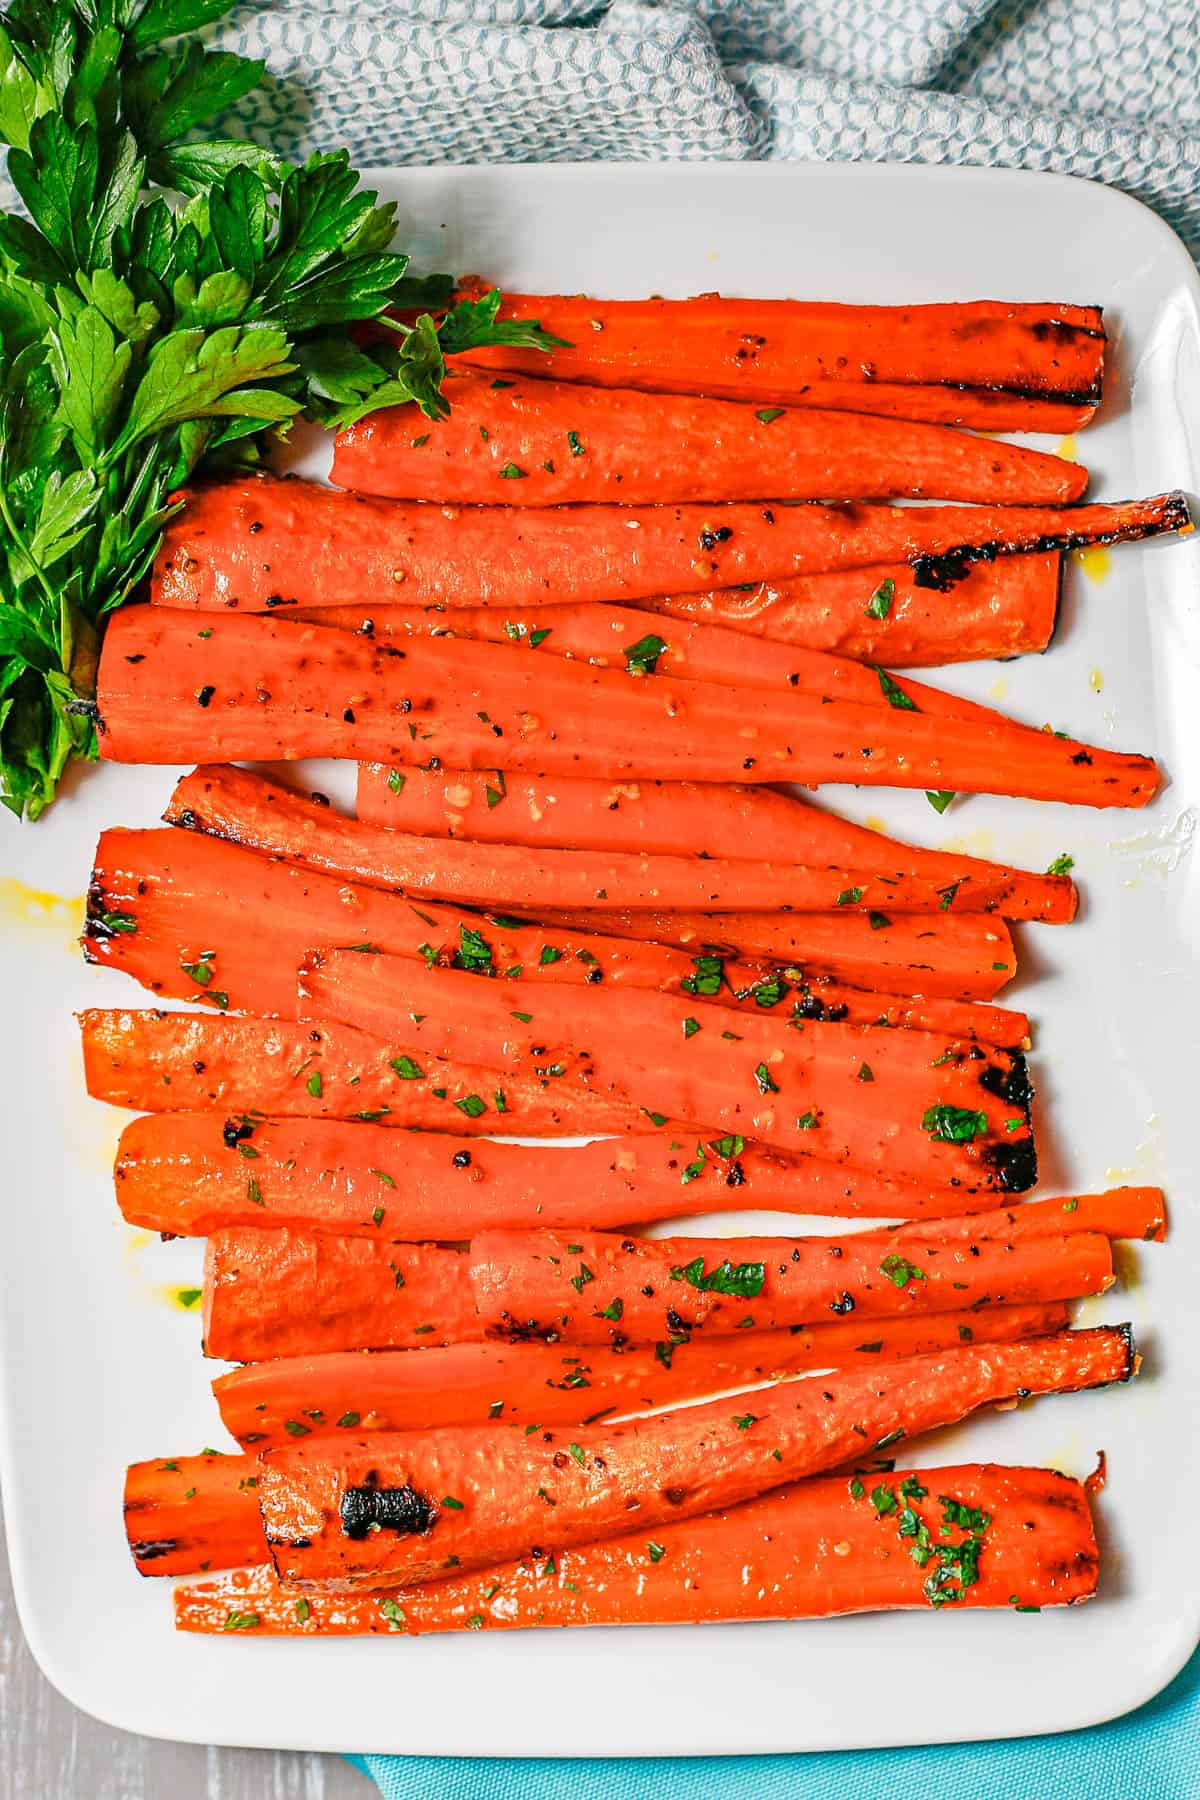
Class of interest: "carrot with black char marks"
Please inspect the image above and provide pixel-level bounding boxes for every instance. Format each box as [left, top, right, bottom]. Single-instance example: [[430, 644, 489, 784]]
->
[[87, 820, 1032, 1039], [124, 1452, 266, 1578], [333, 369, 1090, 506], [467, 1225, 1112, 1345], [300, 950, 1037, 1189], [637, 554, 1062, 667], [78, 1009, 651, 1138], [449, 291, 1105, 399], [98, 610, 1159, 808], [256, 1325, 1134, 1590], [114, 1115, 1044, 1242], [149, 473, 1183, 611], [175, 1463, 1099, 1630], [212, 1306, 1070, 1453]]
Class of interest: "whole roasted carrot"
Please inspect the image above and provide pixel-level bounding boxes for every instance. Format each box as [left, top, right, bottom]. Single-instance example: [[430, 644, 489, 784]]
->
[[124, 1451, 266, 1578], [87, 820, 1031, 1040], [157, 765, 1071, 921], [332, 369, 1090, 506], [448, 292, 1105, 398], [99, 610, 1159, 808], [202, 1229, 474, 1361], [113, 1115, 1034, 1242], [638, 554, 1062, 667], [176, 1463, 1100, 1631], [78, 1009, 651, 1138], [300, 950, 1036, 1189], [149, 473, 1183, 611], [212, 1307, 1070, 1453], [517, 906, 1018, 1000], [257, 1326, 1133, 1590], [295, 599, 1017, 727], [353, 761, 1076, 928], [467, 1226, 1112, 1345]]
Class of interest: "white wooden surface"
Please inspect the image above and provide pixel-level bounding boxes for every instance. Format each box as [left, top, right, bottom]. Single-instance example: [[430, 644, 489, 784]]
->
[[0, 1497, 371, 1800]]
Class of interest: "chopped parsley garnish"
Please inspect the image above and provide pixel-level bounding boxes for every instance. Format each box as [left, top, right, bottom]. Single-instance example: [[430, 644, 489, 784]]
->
[[926, 790, 956, 814], [875, 667, 917, 711], [753, 1061, 779, 1095], [455, 924, 494, 974], [623, 631, 668, 675], [1046, 853, 1075, 876], [682, 1016, 701, 1038], [864, 577, 895, 620], [681, 953, 724, 997], [387, 768, 406, 794], [390, 1055, 424, 1080], [879, 1253, 926, 1290], [670, 1255, 765, 1298], [454, 1093, 487, 1118], [921, 1103, 989, 1143], [754, 407, 785, 424], [835, 886, 864, 906]]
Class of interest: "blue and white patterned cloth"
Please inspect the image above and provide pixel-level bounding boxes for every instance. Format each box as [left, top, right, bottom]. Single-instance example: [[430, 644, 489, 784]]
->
[[211, 1, 1200, 1790], [214, 0, 1200, 256]]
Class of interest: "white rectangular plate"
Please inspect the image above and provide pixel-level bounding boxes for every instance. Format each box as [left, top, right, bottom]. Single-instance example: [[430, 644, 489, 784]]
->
[[2, 162, 1200, 1758]]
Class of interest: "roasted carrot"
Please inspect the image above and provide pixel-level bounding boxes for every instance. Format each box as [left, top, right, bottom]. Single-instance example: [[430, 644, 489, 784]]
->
[[202, 1228, 474, 1361], [353, 761, 1075, 928], [860, 1185, 1167, 1248], [124, 1451, 266, 1577], [78, 1009, 652, 1138], [149, 473, 1184, 611], [300, 950, 1036, 1189], [113, 1115, 1042, 1243], [295, 599, 1022, 728], [467, 1226, 1112, 1345], [517, 906, 1018, 1001], [332, 369, 1090, 506], [212, 1306, 1070, 1452], [637, 555, 1062, 668], [87, 820, 1030, 1043], [176, 1463, 1099, 1631], [257, 1326, 1133, 1590], [449, 292, 1106, 399], [157, 765, 1070, 921], [100, 609, 1159, 808]]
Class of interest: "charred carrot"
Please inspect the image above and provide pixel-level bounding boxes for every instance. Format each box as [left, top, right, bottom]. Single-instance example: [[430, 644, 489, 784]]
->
[[448, 292, 1105, 399], [86, 820, 1030, 1042], [202, 1228, 474, 1361], [467, 1226, 1112, 1345], [637, 555, 1062, 668], [517, 906, 1018, 1001], [113, 1115, 1037, 1242], [176, 1462, 1099, 1631], [124, 1451, 266, 1578], [154, 766, 1067, 920], [300, 950, 1036, 1189], [212, 1306, 1070, 1452], [78, 1009, 652, 1138], [149, 473, 1183, 611], [257, 1326, 1134, 1590], [353, 762, 1075, 928], [100, 610, 1159, 808], [332, 369, 1090, 506]]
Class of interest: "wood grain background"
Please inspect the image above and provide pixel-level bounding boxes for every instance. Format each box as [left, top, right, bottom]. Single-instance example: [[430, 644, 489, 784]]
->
[[0, 1498, 370, 1800]]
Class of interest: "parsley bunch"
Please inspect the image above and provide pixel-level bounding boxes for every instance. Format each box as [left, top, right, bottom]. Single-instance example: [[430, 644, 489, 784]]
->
[[0, 0, 557, 818]]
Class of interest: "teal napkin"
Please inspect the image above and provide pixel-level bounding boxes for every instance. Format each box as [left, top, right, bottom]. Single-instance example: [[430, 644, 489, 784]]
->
[[204, 0, 1200, 1785], [349, 1635, 1198, 1796]]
